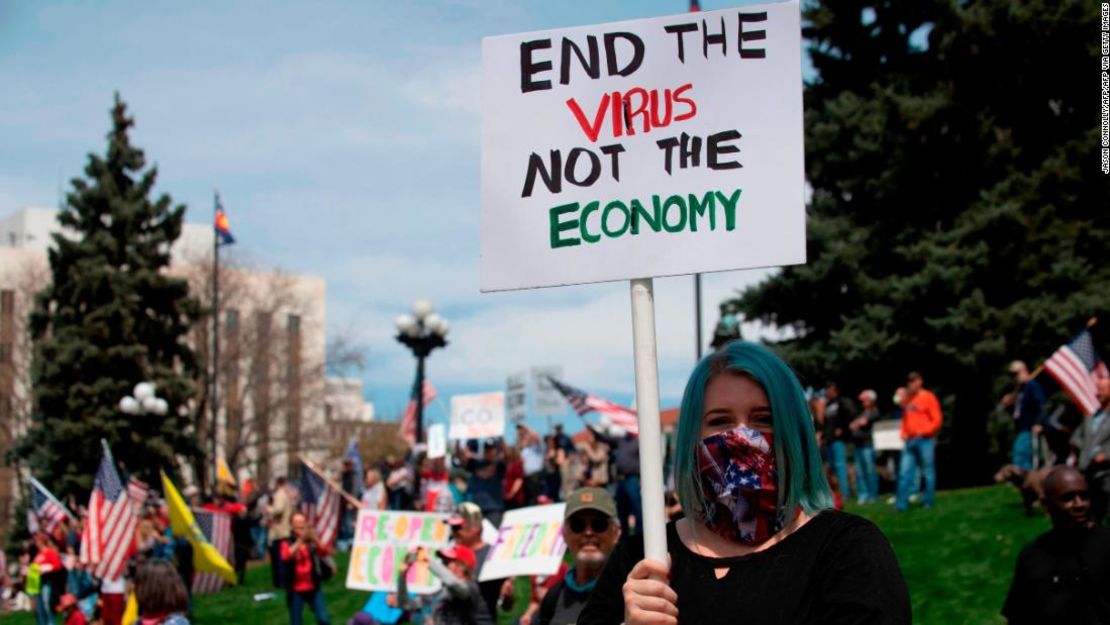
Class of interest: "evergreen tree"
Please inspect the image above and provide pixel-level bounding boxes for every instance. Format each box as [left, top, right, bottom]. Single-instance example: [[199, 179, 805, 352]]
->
[[17, 95, 202, 497], [728, 0, 1109, 482]]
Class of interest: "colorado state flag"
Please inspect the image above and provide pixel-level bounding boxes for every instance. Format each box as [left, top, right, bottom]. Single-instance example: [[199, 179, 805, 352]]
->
[[215, 201, 235, 245]]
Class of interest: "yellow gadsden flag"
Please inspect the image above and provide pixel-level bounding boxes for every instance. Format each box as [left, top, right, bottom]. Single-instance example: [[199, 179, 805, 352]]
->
[[160, 472, 237, 585], [216, 457, 236, 485]]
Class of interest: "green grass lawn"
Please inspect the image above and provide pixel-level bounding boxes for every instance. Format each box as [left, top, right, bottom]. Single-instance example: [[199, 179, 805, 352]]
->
[[844, 484, 1047, 625], [1, 484, 1047, 624]]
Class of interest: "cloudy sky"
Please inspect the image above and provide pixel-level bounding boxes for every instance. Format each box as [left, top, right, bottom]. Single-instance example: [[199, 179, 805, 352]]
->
[[1, 0, 790, 432]]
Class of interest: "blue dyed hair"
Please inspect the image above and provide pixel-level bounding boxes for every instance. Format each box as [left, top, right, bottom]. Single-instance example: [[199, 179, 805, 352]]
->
[[674, 341, 832, 521]]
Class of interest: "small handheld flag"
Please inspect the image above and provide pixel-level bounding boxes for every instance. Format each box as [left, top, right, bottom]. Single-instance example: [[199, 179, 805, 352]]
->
[[299, 462, 341, 547], [28, 477, 73, 534], [1044, 327, 1108, 416]]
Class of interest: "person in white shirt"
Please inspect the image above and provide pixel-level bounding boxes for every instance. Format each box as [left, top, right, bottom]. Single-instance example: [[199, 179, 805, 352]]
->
[[360, 469, 386, 510]]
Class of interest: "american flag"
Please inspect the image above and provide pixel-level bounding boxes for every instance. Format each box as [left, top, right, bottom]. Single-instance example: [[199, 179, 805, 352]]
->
[[191, 509, 233, 594], [299, 463, 341, 548], [548, 377, 640, 435], [1044, 328, 1109, 416], [28, 477, 72, 534], [399, 380, 438, 444], [80, 447, 138, 581]]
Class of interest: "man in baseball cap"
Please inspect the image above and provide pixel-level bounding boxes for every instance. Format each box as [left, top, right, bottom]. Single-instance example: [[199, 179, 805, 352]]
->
[[535, 487, 620, 625], [397, 544, 493, 625], [446, 502, 501, 622]]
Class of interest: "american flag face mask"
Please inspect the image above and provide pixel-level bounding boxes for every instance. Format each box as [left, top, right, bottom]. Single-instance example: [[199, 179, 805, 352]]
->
[[696, 426, 785, 545]]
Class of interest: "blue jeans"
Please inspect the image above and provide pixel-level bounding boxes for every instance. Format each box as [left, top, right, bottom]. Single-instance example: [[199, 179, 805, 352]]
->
[[830, 441, 852, 498], [288, 588, 330, 625], [896, 437, 936, 510], [34, 584, 52, 625], [854, 445, 878, 501], [616, 475, 643, 536], [1012, 430, 1033, 471]]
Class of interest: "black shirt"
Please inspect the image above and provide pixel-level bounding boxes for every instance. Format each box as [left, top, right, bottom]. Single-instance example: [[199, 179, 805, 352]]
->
[[824, 397, 858, 443], [577, 510, 910, 625], [465, 459, 506, 514], [853, 406, 880, 447], [1002, 526, 1110, 624]]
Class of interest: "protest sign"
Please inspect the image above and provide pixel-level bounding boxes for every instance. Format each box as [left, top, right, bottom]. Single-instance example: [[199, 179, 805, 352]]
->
[[346, 510, 451, 593], [449, 392, 506, 440], [480, 0, 805, 568], [506, 373, 528, 422], [480, 1, 804, 292], [426, 424, 447, 459], [478, 503, 567, 582], [531, 366, 564, 417]]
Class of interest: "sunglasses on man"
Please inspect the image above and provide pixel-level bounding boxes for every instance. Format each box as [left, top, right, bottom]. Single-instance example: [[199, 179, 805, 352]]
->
[[567, 514, 610, 534]]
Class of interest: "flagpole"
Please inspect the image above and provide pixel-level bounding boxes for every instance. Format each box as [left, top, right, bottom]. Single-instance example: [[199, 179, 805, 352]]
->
[[211, 189, 221, 490], [1029, 317, 1098, 380], [300, 459, 361, 508], [629, 278, 667, 567]]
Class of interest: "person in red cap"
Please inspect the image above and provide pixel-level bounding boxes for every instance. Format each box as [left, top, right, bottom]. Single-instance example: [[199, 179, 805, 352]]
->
[[55, 593, 86, 625], [396, 544, 493, 625]]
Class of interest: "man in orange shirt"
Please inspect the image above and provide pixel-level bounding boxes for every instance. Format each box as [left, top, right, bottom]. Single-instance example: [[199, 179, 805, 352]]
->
[[896, 371, 943, 511]]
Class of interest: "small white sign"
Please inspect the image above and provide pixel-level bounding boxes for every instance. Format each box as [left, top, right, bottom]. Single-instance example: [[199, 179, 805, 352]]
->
[[426, 424, 447, 459], [481, 1, 805, 291], [449, 392, 507, 440], [872, 421, 905, 451], [478, 504, 567, 582], [531, 366, 565, 417]]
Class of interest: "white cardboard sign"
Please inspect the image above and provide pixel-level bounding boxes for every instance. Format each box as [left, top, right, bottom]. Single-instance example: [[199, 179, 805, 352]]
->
[[449, 392, 507, 440], [426, 424, 447, 459], [480, 1, 805, 291], [478, 503, 567, 582]]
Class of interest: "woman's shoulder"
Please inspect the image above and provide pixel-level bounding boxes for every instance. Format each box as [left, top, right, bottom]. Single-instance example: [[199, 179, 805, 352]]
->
[[809, 510, 890, 548]]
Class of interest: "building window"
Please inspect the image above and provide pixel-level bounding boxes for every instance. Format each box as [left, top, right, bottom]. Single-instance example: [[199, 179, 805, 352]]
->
[[287, 314, 301, 335], [0, 290, 13, 315], [226, 308, 239, 329], [0, 343, 10, 364]]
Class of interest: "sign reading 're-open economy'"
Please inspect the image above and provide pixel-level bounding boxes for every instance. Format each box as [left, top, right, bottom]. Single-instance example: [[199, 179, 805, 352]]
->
[[480, 0, 804, 291]]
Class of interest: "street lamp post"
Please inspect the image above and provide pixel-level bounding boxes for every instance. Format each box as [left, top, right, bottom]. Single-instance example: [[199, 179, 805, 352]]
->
[[394, 299, 449, 444], [119, 381, 169, 416]]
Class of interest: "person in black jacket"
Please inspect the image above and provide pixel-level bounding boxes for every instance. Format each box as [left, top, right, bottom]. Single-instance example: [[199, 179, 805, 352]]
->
[[1003, 466, 1110, 624], [823, 382, 858, 502]]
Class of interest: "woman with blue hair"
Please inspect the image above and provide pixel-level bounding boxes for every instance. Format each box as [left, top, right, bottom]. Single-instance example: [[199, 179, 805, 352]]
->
[[578, 341, 910, 625]]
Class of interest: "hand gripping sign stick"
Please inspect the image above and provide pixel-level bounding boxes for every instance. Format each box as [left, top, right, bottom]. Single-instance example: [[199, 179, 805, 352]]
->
[[629, 278, 668, 565]]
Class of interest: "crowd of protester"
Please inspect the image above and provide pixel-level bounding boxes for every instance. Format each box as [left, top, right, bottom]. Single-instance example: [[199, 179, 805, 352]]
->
[[5, 347, 1109, 625]]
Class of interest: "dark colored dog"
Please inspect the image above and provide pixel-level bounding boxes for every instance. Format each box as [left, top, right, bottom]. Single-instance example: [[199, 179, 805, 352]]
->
[[994, 464, 1049, 516]]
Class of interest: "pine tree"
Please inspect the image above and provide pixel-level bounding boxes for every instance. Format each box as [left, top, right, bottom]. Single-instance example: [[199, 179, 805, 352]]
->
[[18, 95, 202, 497], [728, 0, 1110, 481]]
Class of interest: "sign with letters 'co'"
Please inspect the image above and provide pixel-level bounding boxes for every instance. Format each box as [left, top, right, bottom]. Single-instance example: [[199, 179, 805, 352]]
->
[[449, 392, 506, 440], [480, 0, 804, 291]]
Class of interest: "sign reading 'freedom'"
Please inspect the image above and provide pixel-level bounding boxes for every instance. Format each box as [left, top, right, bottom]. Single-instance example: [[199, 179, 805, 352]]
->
[[480, 0, 804, 291]]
